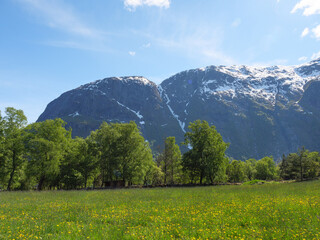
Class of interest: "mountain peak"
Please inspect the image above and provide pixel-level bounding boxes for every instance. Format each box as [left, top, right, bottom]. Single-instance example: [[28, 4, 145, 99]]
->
[[111, 76, 155, 86], [39, 61, 320, 160], [309, 57, 320, 64]]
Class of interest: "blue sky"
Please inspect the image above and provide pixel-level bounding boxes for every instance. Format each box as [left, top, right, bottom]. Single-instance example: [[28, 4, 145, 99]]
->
[[1, 0, 320, 123]]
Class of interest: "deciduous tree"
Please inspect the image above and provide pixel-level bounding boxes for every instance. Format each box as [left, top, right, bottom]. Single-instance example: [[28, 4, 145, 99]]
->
[[182, 120, 229, 184], [0, 107, 27, 190], [25, 119, 71, 190], [160, 136, 182, 184], [255, 156, 276, 180]]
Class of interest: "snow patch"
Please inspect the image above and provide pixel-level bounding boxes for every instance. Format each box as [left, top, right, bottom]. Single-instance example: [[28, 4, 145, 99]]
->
[[194, 63, 320, 105], [116, 101, 143, 119], [162, 90, 186, 133], [69, 111, 80, 117]]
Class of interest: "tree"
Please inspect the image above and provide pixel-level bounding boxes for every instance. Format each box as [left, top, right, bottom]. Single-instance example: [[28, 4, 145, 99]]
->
[[304, 151, 320, 179], [182, 120, 229, 184], [0, 107, 27, 190], [160, 136, 182, 184], [280, 148, 320, 180], [279, 153, 298, 180], [226, 160, 246, 182], [25, 119, 71, 190], [0, 111, 5, 189], [93, 121, 154, 186], [79, 136, 100, 188], [92, 122, 121, 186], [243, 158, 257, 181], [113, 122, 154, 185], [255, 156, 276, 180]]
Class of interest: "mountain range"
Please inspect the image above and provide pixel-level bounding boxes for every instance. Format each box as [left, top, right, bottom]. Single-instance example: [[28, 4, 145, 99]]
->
[[38, 58, 320, 160]]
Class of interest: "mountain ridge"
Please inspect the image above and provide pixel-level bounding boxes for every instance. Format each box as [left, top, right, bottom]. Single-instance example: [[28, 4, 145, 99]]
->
[[38, 59, 320, 160]]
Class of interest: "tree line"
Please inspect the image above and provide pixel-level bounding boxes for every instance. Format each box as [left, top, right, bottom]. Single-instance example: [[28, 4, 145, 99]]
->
[[0, 107, 319, 191]]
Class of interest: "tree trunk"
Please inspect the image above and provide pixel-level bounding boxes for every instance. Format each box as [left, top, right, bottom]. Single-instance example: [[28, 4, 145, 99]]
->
[[171, 165, 174, 184], [299, 151, 303, 181], [164, 162, 167, 185], [7, 151, 16, 191], [38, 175, 45, 191], [210, 175, 214, 184]]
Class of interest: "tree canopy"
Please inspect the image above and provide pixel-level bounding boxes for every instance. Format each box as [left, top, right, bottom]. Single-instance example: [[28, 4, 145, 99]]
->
[[1, 106, 320, 191], [182, 120, 229, 184]]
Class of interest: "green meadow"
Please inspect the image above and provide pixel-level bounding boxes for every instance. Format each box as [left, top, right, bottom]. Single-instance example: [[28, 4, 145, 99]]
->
[[0, 181, 319, 240]]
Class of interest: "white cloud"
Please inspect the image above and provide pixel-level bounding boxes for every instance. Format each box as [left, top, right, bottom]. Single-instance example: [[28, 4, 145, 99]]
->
[[44, 40, 114, 53], [231, 18, 241, 28], [124, 0, 170, 11], [301, 27, 309, 37], [129, 51, 136, 56], [138, 27, 235, 65], [312, 24, 320, 39], [142, 42, 151, 48], [291, 1, 320, 40], [298, 56, 308, 61], [19, 0, 101, 39], [311, 51, 320, 60], [291, 0, 320, 16]]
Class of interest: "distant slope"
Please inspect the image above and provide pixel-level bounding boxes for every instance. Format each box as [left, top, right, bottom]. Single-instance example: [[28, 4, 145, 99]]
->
[[38, 59, 320, 160]]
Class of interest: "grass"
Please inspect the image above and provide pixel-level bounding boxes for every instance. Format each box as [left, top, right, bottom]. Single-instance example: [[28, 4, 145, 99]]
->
[[0, 181, 320, 239]]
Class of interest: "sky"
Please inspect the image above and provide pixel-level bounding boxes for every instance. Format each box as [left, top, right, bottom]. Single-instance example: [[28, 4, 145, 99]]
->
[[1, 0, 320, 123]]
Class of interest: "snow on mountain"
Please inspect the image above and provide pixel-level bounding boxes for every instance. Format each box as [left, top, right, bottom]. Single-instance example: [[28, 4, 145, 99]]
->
[[38, 58, 320, 160], [193, 63, 319, 106], [78, 76, 155, 92], [115, 100, 143, 119]]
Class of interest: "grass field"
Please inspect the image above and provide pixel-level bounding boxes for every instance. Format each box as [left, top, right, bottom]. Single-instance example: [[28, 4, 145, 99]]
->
[[0, 181, 319, 239]]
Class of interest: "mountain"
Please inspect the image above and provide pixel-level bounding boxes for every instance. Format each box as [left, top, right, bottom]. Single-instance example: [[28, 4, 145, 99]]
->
[[38, 59, 320, 160]]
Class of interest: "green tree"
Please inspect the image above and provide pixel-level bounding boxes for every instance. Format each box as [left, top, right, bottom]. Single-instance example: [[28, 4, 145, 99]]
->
[[279, 153, 298, 180], [160, 136, 182, 184], [60, 138, 81, 189], [25, 119, 71, 190], [0, 107, 27, 190], [255, 156, 276, 180], [280, 149, 320, 180], [114, 122, 153, 185], [79, 136, 100, 188], [182, 120, 229, 184], [92, 122, 120, 186], [304, 151, 320, 179], [93, 121, 154, 186], [0, 111, 5, 189], [226, 160, 246, 182], [244, 158, 257, 180]]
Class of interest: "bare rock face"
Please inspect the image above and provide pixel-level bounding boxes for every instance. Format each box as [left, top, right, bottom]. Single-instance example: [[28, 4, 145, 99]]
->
[[38, 76, 181, 148], [38, 59, 320, 160]]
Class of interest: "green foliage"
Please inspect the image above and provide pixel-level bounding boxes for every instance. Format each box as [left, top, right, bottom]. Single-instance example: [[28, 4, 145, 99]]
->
[[243, 158, 257, 181], [60, 137, 99, 189], [255, 156, 276, 180], [25, 118, 71, 190], [92, 121, 154, 186], [0, 107, 27, 190], [1, 106, 320, 190], [243, 179, 267, 185], [182, 120, 229, 184], [226, 160, 246, 182], [280, 147, 320, 180], [159, 136, 182, 184], [143, 162, 163, 186]]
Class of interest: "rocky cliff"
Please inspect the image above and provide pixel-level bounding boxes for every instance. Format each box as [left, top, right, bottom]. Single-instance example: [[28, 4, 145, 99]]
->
[[38, 59, 320, 160]]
